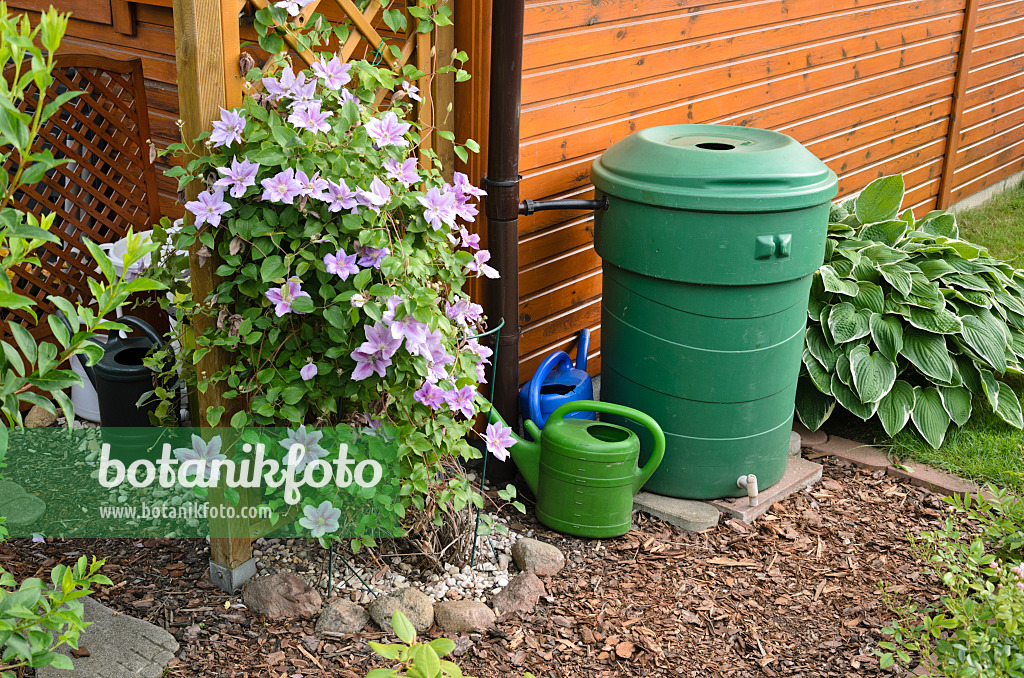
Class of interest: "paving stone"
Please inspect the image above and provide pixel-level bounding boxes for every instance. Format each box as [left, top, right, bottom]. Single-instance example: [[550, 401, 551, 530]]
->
[[38, 597, 178, 678], [792, 421, 827, 447], [708, 457, 823, 523], [816, 438, 891, 472], [634, 493, 720, 532], [886, 463, 980, 497]]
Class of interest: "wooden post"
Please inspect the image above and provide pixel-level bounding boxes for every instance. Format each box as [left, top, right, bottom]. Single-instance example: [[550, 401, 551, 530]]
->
[[938, 0, 981, 210], [433, 0, 456, 180], [415, 0, 433, 169], [173, 0, 253, 592]]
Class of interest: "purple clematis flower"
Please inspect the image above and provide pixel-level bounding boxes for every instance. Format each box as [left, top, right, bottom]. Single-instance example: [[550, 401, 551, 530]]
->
[[482, 421, 515, 461], [417, 187, 458, 231], [274, 0, 315, 17], [466, 249, 499, 279], [289, 100, 332, 134], [185, 188, 231, 228], [298, 500, 341, 539], [445, 296, 482, 325], [384, 157, 419, 188], [357, 176, 391, 213], [279, 425, 328, 471], [454, 199, 479, 223], [414, 380, 446, 410], [300, 361, 317, 381], [261, 168, 305, 204], [399, 80, 422, 102], [287, 75, 317, 108], [350, 348, 390, 380], [323, 248, 359, 280], [321, 179, 359, 213], [359, 322, 402, 359], [209, 108, 246, 147], [381, 295, 403, 324], [453, 171, 487, 200], [173, 434, 226, 482], [263, 66, 297, 103], [313, 55, 352, 90], [214, 157, 260, 198], [445, 385, 476, 419], [354, 243, 389, 269], [365, 111, 411, 148], [265, 280, 311, 316], [427, 350, 456, 382], [295, 170, 329, 198], [393, 318, 430, 355], [459, 227, 480, 249]]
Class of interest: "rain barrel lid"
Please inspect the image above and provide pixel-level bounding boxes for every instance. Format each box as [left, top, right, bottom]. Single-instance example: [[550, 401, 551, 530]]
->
[[591, 124, 838, 212]]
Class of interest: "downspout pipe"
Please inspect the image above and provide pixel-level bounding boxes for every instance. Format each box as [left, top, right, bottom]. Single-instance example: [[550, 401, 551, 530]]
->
[[482, 0, 525, 480]]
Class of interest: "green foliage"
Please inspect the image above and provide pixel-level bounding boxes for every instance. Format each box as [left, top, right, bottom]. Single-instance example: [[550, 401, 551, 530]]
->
[[0, 4, 164, 443], [877, 489, 1024, 676], [798, 174, 1024, 447], [0, 555, 110, 678]]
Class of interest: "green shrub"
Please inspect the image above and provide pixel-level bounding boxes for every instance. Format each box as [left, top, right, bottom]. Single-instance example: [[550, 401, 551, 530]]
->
[[797, 174, 1024, 447], [877, 489, 1024, 676]]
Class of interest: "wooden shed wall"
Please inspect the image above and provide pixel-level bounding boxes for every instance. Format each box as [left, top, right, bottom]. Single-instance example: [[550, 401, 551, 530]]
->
[[514, 0, 1024, 385]]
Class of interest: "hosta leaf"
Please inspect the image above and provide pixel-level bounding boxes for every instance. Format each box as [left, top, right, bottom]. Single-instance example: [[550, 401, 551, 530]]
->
[[917, 258, 958, 280], [851, 258, 882, 283], [994, 382, 1024, 429], [938, 386, 972, 427], [879, 264, 913, 296], [795, 377, 836, 431], [993, 289, 1024, 316], [831, 374, 879, 420], [979, 368, 1000, 410], [947, 273, 990, 292], [1009, 329, 1024, 360], [962, 314, 1008, 373], [803, 348, 833, 395], [855, 175, 904, 224], [947, 240, 986, 260], [862, 244, 909, 267], [954, 354, 983, 395], [851, 281, 885, 313], [828, 302, 871, 344], [945, 288, 990, 308], [806, 325, 839, 371], [808, 295, 825, 321], [911, 387, 951, 449], [848, 343, 897, 403], [877, 380, 916, 437], [869, 313, 904, 363], [836, 353, 852, 386], [901, 328, 953, 383], [832, 257, 855, 277], [920, 213, 958, 239], [908, 306, 962, 334], [859, 219, 907, 246], [819, 265, 859, 296]]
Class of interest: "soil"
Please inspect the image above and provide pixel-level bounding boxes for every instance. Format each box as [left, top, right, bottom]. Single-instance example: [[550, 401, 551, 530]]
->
[[0, 455, 951, 677]]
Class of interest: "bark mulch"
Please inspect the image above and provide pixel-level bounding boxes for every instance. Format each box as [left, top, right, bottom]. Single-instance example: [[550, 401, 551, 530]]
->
[[0, 456, 951, 677]]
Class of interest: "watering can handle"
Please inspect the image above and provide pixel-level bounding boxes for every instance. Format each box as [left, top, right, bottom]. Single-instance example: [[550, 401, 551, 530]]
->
[[526, 351, 574, 427], [109, 316, 165, 348], [575, 328, 590, 371], [548, 400, 665, 492]]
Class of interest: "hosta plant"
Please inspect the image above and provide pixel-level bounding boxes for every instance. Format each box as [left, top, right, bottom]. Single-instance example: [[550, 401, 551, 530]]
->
[[797, 174, 1024, 448]]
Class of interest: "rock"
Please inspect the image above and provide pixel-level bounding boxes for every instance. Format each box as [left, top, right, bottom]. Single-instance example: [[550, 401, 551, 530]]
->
[[315, 599, 369, 635], [790, 430, 802, 457], [511, 538, 565, 576], [433, 600, 495, 633], [242, 573, 322, 620], [368, 587, 434, 634], [25, 405, 56, 428], [0, 481, 45, 530], [489, 572, 545, 618], [301, 635, 320, 653]]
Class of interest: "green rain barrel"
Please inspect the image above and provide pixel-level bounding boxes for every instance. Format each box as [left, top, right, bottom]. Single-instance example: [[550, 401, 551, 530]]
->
[[591, 124, 838, 499]]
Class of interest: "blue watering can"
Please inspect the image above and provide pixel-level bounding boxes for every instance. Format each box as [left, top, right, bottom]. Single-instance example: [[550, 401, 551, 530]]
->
[[519, 329, 594, 431]]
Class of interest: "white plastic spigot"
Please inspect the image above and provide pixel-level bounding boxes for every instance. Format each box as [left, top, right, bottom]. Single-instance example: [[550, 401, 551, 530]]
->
[[736, 474, 759, 507]]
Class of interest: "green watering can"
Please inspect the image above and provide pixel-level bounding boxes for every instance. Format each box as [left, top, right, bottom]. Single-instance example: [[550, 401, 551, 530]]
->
[[490, 400, 665, 538]]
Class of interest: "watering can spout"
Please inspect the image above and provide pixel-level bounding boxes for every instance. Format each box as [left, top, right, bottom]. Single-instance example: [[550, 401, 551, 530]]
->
[[488, 406, 541, 496]]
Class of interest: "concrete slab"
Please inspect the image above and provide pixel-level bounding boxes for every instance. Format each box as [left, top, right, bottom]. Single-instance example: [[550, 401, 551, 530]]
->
[[634, 493, 720, 532], [708, 457, 823, 523], [38, 597, 178, 678], [792, 421, 827, 447]]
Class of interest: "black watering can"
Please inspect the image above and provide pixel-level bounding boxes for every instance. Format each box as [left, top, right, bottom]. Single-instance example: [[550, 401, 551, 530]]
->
[[64, 315, 167, 427]]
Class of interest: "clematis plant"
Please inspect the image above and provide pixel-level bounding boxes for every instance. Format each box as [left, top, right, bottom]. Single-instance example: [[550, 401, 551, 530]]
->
[[156, 2, 502, 551]]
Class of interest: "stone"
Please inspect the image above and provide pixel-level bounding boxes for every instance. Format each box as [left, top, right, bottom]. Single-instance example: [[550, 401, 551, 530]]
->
[[368, 587, 434, 634], [489, 572, 545, 619], [242, 573, 322, 619], [634, 493, 720, 532], [708, 457, 823, 523], [789, 430, 802, 457], [433, 600, 495, 633], [511, 537, 565, 576], [38, 597, 178, 678], [315, 599, 369, 635], [886, 463, 980, 497], [25, 405, 56, 428], [812, 436, 891, 472]]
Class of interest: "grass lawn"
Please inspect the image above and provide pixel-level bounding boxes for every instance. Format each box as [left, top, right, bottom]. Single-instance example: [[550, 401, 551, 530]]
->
[[876, 181, 1024, 493]]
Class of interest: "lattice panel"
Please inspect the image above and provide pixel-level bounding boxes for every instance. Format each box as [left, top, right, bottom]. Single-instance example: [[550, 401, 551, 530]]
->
[[2, 55, 161, 342]]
